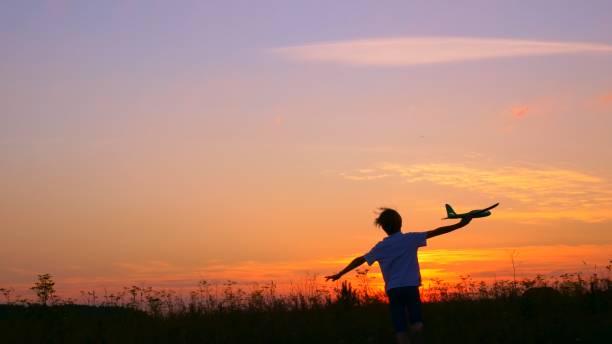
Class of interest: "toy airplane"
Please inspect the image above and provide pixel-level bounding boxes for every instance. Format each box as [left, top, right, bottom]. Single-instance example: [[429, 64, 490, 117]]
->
[[443, 203, 499, 220]]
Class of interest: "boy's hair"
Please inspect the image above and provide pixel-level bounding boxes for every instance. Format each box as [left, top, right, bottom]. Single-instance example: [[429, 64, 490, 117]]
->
[[374, 208, 402, 235]]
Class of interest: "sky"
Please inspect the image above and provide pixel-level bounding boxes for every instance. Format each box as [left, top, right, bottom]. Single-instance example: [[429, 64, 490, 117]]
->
[[1, 0, 612, 298]]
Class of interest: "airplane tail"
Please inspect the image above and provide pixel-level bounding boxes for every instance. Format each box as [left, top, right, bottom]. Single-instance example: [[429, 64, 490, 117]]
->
[[445, 204, 456, 217]]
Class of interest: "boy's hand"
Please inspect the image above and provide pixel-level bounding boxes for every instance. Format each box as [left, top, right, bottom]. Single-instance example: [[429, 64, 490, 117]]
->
[[325, 273, 342, 281], [428, 216, 473, 239], [325, 257, 365, 282], [459, 216, 472, 226]]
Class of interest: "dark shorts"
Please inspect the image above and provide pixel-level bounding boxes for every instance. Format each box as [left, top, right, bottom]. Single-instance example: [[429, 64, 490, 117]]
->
[[386, 286, 423, 333]]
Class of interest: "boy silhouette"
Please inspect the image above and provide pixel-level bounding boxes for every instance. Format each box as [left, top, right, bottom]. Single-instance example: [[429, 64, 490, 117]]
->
[[326, 208, 472, 344]]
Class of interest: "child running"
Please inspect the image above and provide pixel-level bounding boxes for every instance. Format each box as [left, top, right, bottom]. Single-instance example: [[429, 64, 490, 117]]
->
[[325, 208, 472, 344]]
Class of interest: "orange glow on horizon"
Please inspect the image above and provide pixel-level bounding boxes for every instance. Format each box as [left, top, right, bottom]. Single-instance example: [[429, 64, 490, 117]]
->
[[4, 245, 609, 301]]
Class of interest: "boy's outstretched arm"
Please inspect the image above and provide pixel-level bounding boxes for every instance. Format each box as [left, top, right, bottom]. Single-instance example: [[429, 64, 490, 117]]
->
[[325, 256, 366, 281], [426, 217, 472, 239]]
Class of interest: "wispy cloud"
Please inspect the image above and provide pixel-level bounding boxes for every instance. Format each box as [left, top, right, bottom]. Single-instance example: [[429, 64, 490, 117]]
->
[[341, 163, 612, 222], [273, 37, 612, 66], [511, 106, 530, 118], [599, 92, 612, 104]]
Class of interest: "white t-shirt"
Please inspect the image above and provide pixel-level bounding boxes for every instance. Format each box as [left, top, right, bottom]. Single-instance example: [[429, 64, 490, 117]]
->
[[363, 231, 428, 291]]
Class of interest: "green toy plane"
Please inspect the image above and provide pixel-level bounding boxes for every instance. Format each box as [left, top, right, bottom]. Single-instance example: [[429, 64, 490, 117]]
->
[[443, 203, 499, 220]]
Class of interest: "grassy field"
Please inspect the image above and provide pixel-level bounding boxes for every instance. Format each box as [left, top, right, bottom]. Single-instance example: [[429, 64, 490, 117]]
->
[[1, 273, 611, 343]]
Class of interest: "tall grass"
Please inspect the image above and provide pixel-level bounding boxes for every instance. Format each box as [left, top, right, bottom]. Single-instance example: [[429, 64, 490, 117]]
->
[[1, 266, 610, 343], [1, 266, 611, 313]]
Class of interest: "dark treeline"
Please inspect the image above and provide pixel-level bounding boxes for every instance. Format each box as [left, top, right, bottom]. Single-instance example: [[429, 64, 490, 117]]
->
[[1, 269, 611, 343]]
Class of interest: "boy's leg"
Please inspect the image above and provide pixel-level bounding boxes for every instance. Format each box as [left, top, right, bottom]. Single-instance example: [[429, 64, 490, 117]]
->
[[410, 323, 424, 344], [407, 287, 425, 344], [387, 288, 410, 344]]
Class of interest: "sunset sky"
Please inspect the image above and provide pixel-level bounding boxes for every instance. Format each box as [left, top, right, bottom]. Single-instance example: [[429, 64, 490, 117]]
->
[[2, 1, 612, 298]]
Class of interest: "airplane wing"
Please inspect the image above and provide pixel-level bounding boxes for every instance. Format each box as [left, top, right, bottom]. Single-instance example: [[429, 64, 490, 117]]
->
[[468, 203, 500, 216], [480, 203, 500, 212]]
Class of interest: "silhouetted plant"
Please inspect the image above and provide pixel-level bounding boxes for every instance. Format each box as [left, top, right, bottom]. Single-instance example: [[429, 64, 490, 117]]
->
[[146, 292, 162, 316], [0, 287, 15, 304], [31, 273, 56, 305], [334, 281, 360, 308], [80, 289, 98, 306]]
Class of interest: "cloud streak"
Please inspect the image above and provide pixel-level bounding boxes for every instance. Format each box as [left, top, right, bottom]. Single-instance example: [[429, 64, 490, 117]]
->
[[273, 37, 612, 66], [341, 163, 612, 222]]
